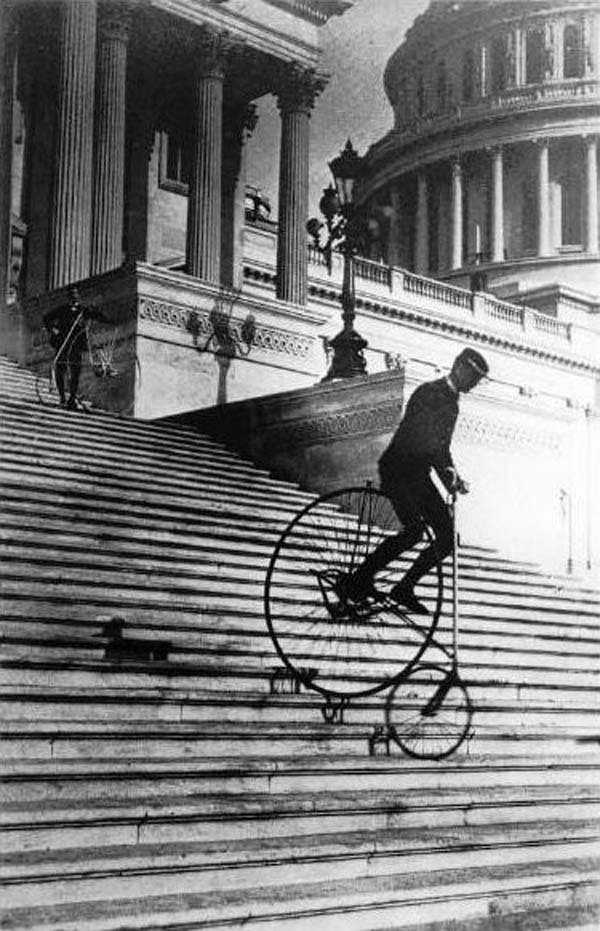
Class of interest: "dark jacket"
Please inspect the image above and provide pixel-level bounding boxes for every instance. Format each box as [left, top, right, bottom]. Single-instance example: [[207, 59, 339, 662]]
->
[[379, 377, 458, 486]]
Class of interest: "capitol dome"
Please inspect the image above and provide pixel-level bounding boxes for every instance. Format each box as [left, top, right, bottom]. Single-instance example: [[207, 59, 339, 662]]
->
[[360, 0, 600, 309]]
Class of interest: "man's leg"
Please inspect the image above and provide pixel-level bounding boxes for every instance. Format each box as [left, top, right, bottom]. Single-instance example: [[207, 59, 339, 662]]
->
[[346, 476, 423, 598], [390, 475, 453, 612]]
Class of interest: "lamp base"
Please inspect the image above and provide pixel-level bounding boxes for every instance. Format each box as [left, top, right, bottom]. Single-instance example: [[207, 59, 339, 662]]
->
[[323, 327, 368, 381]]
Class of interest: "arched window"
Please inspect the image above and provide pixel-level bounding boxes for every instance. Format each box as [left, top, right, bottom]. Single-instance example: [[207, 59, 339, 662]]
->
[[563, 22, 584, 78], [526, 28, 546, 84], [462, 49, 476, 102]]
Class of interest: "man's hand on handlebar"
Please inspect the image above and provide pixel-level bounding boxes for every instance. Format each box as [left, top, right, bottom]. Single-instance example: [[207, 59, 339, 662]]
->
[[445, 467, 470, 495]]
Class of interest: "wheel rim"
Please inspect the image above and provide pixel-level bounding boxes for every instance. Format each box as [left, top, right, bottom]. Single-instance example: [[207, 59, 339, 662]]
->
[[265, 485, 444, 699], [387, 663, 472, 759]]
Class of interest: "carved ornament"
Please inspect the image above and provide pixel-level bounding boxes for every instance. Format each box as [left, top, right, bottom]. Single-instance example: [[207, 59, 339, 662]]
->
[[265, 402, 402, 448], [276, 62, 328, 114], [138, 298, 313, 359], [456, 413, 562, 452]]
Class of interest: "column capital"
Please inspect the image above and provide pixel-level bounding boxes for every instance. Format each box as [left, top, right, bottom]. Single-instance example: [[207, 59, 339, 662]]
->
[[98, 1, 132, 43], [224, 102, 258, 148], [450, 154, 462, 175], [193, 27, 235, 80], [276, 62, 328, 114]]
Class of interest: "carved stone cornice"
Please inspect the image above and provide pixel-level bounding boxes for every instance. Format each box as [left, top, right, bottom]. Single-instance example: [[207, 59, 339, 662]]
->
[[276, 62, 328, 114]]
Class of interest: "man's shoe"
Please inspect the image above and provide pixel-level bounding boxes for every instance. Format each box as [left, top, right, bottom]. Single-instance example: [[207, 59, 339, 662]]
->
[[344, 570, 377, 602], [389, 582, 429, 615]]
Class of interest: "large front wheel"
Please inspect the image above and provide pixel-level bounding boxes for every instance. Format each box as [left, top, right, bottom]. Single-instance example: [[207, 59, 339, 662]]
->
[[264, 485, 443, 699]]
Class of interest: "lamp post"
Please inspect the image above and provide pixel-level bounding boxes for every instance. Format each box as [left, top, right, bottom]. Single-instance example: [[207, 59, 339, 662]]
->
[[307, 139, 368, 380]]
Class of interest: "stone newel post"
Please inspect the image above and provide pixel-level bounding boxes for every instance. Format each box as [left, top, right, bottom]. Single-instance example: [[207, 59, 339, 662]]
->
[[49, 0, 97, 289], [91, 2, 132, 275], [186, 29, 229, 284], [276, 65, 326, 306]]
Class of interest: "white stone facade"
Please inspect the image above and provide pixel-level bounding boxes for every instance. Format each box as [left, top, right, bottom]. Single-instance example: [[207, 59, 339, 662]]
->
[[361, 0, 600, 305]]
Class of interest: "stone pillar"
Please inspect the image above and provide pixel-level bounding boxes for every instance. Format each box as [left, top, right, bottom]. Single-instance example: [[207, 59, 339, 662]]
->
[[450, 156, 463, 270], [49, 0, 97, 289], [221, 103, 258, 289], [415, 170, 429, 275], [490, 145, 504, 263], [537, 138, 551, 257], [91, 2, 131, 275], [388, 185, 402, 267], [186, 29, 229, 284], [0, 1, 15, 310], [276, 65, 325, 305], [584, 135, 599, 254]]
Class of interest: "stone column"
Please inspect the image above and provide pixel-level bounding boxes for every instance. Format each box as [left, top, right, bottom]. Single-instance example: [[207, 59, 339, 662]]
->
[[415, 170, 429, 275], [450, 156, 463, 270], [490, 145, 504, 263], [91, 2, 131, 275], [0, 1, 15, 309], [584, 135, 599, 254], [221, 103, 258, 289], [186, 29, 229, 283], [537, 138, 551, 257], [276, 65, 326, 305], [388, 185, 402, 267], [49, 0, 97, 289]]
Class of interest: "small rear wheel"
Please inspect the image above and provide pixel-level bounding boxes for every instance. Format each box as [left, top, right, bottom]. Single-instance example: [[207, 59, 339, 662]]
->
[[387, 663, 472, 760], [264, 485, 443, 699], [35, 368, 59, 407]]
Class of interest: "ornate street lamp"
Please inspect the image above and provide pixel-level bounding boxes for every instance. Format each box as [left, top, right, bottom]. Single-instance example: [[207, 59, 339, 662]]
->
[[307, 139, 368, 380]]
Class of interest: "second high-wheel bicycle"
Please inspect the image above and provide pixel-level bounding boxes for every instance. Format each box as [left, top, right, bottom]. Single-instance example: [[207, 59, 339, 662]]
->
[[36, 309, 141, 416], [264, 480, 473, 759]]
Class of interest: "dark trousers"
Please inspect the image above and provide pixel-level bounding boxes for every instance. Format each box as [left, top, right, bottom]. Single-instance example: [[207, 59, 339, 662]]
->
[[363, 466, 453, 588]]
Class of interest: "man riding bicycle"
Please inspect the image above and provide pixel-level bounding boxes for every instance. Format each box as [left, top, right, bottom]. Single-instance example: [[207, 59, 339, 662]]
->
[[347, 347, 489, 614]]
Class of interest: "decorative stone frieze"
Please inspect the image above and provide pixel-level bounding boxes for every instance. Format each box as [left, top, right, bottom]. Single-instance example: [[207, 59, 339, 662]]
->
[[456, 412, 562, 453], [138, 297, 313, 359], [265, 401, 402, 448]]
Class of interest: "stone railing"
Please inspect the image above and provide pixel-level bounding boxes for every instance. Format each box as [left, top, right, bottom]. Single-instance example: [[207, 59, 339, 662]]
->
[[388, 78, 600, 149]]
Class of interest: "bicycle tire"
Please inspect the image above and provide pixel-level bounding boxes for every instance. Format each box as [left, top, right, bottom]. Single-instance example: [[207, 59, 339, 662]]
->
[[71, 322, 141, 416], [387, 662, 473, 760], [264, 484, 444, 699]]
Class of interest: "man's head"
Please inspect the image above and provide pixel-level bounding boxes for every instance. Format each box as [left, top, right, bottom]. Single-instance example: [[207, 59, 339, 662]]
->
[[450, 348, 489, 393]]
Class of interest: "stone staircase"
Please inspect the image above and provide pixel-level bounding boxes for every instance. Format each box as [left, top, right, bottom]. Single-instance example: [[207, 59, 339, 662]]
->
[[1, 354, 599, 931]]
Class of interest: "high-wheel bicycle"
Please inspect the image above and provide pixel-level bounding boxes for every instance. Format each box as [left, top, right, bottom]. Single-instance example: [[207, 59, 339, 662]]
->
[[36, 311, 141, 416], [264, 479, 472, 759]]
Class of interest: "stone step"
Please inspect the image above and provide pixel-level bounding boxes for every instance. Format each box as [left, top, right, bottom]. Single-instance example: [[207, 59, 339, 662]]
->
[[0, 484, 543, 577], [0, 855, 597, 931], [2, 776, 598, 850], [2, 530, 598, 614], [0, 517, 584, 599], [2, 817, 596, 885], [2, 685, 598, 728], [2, 653, 598, 705], [0, 415, 311, 500], [2, 823, 599, 912], [3, 604, 599, 672]]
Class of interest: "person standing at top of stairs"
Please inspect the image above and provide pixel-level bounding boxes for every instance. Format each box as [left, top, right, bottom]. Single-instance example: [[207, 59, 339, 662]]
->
[[43, 287, 108, 411], [348, 347, 489, 614]]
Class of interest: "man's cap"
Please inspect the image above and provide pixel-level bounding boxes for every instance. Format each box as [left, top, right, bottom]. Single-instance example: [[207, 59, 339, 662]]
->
[[455, 348, 489, 376]]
